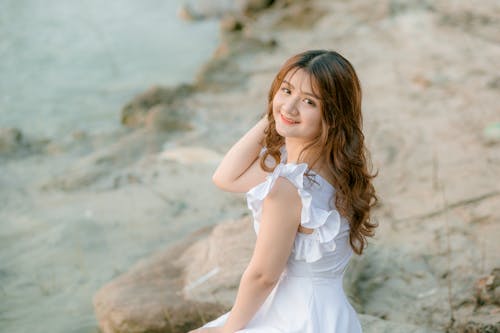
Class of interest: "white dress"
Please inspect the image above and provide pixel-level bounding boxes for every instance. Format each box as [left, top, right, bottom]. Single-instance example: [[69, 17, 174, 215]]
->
[[200, 148, 363, 333]]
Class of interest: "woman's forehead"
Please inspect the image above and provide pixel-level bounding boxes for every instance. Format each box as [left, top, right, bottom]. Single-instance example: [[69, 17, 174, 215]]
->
[[282, 68, 320, 97]]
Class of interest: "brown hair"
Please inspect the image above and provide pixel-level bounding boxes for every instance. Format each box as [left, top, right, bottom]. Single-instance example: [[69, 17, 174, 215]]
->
[[260, 50, 378, 255]]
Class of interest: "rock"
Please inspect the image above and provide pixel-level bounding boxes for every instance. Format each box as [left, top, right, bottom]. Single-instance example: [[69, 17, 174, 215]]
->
[[177, 0, 274, 20], [271, 2, 325, 29], [0, 127, 49, 157], [41, 130, 161, 191], [487, 77, 500, 90], [388, 0, 434, 16], [93, 225, 228, 333], [94, 215, 450, 332], [93, 217, 254, 332], [359, 314, 441, 333], [456, 319, 500, 333], [144, 104, 192, 132], [121, 85, 193, 130], [0, 127, 23, 153], [178, 217, 255, 305], [241, 0, 275, 15], [436, 1, 500, 44], [475, 268, 500, 306], [158, 146, 222, 165], [347, 245, 449, 327], [177, 3, 203, 21], [195, 34, 276, 90], [220, 15, 244, 32]]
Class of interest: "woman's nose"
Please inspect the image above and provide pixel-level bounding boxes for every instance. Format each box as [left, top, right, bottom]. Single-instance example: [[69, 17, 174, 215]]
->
[[282, 96, 299, 115]]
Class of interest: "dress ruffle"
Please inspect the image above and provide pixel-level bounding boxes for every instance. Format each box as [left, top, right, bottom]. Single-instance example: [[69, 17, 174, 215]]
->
[[246, 162, 342, 263]]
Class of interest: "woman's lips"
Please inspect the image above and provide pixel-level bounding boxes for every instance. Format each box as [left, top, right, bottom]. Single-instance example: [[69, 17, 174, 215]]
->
[[280, 113, 298, 125]]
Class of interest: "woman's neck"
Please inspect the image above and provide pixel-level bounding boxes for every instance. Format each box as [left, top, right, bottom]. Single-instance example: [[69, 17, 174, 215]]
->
[[284, 138, 322, 166], [284, 138, 333, 184]]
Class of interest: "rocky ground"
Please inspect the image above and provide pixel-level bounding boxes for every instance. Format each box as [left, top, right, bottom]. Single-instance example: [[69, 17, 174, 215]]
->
[[2, 0, 499, 332], [93, 0, 500, 331]]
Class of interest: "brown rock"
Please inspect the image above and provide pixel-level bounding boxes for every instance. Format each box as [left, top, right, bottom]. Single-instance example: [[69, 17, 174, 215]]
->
[[475, 268, 500, 306], [144, 104, 192, 132], [121, 85, 193, 130], [93, 217, 255, 332], [242, 0, 275, 15], [179, 217, 255, 305], [220, 15, 244, 32], [272, 2, 325, 29]]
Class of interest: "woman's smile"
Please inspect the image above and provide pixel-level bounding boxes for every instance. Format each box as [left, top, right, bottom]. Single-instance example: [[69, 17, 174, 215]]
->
[[280, 113, 299, 125]]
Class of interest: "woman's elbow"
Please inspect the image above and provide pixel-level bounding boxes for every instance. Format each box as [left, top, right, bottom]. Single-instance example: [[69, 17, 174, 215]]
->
[[245, 268, 279, 288], [212, 172, 231, 191]]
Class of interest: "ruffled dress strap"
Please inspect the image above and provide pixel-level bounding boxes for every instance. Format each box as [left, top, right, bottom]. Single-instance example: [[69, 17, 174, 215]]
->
[[246, 161, 344, 263]]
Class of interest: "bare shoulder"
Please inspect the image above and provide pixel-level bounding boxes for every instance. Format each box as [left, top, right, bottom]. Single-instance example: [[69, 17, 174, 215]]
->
[[267, 176, 300, 202], [263, 176, 302, 224]]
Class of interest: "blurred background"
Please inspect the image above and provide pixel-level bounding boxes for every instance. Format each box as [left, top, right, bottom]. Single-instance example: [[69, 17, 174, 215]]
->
[[1, 0, 499, 332], [0, 1, 219, 332]]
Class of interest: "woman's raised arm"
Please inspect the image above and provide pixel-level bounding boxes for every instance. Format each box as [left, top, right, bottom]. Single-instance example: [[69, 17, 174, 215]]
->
[[212, 116, 269, 193]]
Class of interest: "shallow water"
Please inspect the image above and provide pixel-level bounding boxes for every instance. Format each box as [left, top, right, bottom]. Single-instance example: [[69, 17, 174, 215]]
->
[[0, 1, 219, 332], [0, 0, 218, 138]]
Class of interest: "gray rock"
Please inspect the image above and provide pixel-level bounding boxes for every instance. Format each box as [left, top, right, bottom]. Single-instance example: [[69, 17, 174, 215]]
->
[[121, 85, 193, 131], [360, 314, 441, 333], [177, 0, 274, 21], [41, 130, 163, 191], [0, 127, 23, 153]]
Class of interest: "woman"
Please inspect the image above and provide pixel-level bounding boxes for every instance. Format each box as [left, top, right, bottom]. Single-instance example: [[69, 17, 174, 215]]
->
[[189, 50, 378, 332]]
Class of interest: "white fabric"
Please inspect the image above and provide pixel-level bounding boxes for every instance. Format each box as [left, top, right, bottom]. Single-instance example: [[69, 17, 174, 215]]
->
[[200, 147, 362, 332]]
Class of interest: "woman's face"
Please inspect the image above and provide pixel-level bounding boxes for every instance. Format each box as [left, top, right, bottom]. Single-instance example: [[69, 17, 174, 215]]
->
[[272, 68, 323, 143]]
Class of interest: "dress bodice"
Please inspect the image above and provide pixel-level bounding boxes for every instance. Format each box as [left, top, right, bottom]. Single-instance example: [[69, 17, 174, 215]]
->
[[245, 146, 353, 278]]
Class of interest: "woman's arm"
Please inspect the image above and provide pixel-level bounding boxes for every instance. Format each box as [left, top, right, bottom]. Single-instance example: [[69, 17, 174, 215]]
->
[[221, 177, 302, 332], [212, 117, 269, 193]]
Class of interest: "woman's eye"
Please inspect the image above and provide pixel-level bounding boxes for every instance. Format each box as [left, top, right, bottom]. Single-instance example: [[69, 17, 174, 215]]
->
[[304, 98, 316, 106], [281, 87, 291, 94]]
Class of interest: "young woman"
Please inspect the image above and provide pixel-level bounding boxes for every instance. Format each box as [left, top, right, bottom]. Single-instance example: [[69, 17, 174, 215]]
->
[[189, 50, 378, 332]]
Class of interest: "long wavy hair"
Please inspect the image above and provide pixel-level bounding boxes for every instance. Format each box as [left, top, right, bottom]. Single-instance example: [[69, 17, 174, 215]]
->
[[260, 50, 378, 255]]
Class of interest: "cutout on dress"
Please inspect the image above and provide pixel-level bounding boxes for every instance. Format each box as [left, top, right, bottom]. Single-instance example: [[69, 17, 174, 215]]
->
[[298, 225, 314, 234]]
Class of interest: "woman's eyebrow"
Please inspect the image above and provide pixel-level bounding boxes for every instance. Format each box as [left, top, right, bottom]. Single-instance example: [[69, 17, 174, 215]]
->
[[283, 80, 320, 99]]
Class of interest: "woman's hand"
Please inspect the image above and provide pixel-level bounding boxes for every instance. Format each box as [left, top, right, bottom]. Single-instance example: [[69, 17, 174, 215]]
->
[[187, 327, 225, 333]]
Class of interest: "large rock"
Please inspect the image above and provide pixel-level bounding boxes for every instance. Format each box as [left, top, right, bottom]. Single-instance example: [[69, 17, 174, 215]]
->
[[121, 85, 193, 131], [93, 217, 255, 333], [179, 216, 256, 305], [93, 215, 449, 333]]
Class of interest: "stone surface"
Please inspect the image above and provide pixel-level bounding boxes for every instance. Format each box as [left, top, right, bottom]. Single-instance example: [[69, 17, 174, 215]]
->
[[158, 146, 223, 165], [177, 0, 275, 20], [93, 225, 228, 333], [0, 127, 23, 153], [121, 85, 193, 130]]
